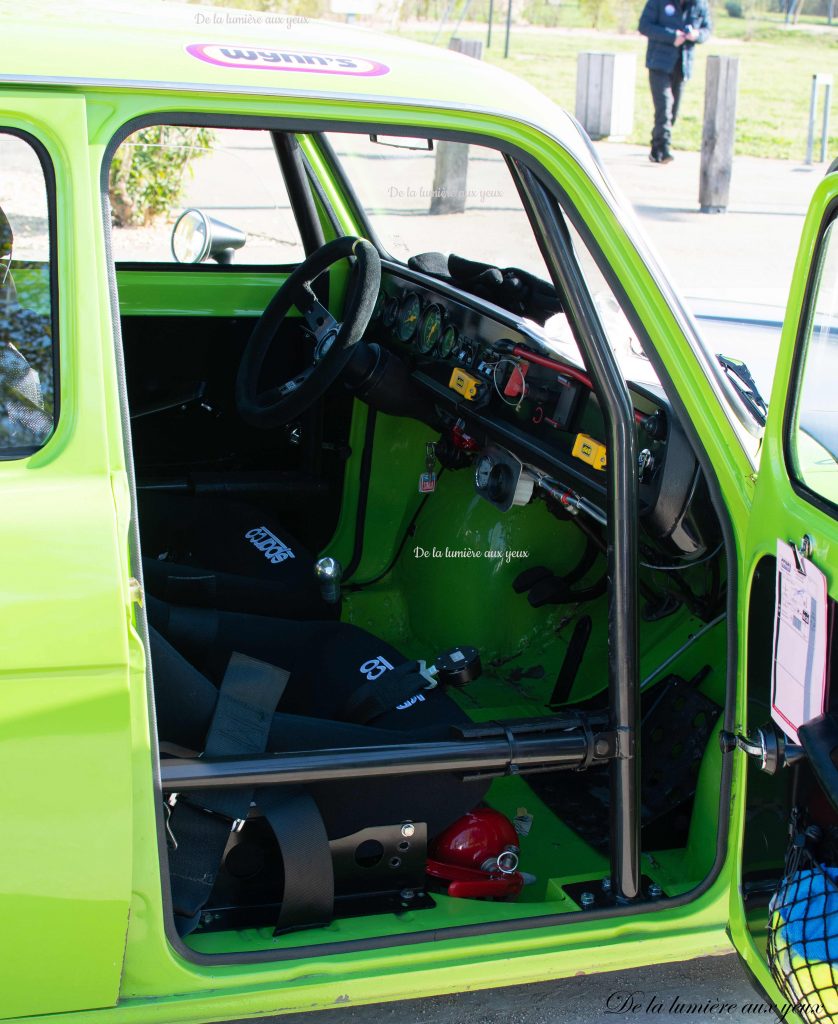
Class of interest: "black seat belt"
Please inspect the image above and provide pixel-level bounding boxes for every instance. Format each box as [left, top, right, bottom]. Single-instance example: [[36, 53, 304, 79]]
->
[[260, 787, 334, 935], [342, 660, 434, 724], [166, 652, 333, 935]]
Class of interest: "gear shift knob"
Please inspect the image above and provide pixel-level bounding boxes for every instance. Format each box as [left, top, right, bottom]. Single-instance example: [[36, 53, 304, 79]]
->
[[314, 556, 342, 604]]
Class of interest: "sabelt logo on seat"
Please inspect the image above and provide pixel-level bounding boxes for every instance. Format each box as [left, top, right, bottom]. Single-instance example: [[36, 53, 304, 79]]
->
[[245, 526, 296, 565], [186, 43, 390, 76]]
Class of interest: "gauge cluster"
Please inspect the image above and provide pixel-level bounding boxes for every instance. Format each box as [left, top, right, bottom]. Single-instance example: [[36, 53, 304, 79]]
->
[[370, 285, 465, 362], [364, 267, 717, 558]]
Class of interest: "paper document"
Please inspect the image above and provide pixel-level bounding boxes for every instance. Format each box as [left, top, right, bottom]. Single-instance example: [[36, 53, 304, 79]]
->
[[771, 540, 828, 743]]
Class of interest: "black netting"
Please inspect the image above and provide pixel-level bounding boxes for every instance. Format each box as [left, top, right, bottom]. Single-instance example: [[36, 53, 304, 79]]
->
[[768, 821, 838, 1023]]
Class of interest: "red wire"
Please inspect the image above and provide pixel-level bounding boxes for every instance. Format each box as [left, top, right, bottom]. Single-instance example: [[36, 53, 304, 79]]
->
[[510, 346, 646, 425]]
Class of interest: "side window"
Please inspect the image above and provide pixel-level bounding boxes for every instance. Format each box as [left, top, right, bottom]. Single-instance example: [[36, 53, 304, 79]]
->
[[0, 131, 56, 456], [110, 127, 305, 265], [790, 211, 838, 507]]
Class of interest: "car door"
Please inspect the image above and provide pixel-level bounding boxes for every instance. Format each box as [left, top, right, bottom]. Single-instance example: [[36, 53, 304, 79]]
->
[[729, 167, 838, 1015], [0, 94, 133, 1018]]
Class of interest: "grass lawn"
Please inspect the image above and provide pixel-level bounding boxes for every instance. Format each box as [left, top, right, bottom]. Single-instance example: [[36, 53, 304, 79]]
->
[[393, 11, 838, 159]]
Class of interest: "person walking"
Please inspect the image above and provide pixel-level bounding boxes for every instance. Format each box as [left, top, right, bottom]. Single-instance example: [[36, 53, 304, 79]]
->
[[639, 0, 711, 164]]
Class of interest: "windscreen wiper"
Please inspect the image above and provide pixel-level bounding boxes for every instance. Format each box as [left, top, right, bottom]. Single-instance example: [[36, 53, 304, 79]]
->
[[717, 354, 767, 428]]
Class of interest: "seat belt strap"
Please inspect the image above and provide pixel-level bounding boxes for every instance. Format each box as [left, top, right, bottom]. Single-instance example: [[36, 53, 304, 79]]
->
[[168, 652, 288, 935], [342, 660, 432, 724], [260, 787, 335, 935], [166, 605, 220, 669]]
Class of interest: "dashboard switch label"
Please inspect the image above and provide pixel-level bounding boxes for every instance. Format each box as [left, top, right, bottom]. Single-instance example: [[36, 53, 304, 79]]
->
[[449, 367, 482, 401], [572, 433, 607, 471]]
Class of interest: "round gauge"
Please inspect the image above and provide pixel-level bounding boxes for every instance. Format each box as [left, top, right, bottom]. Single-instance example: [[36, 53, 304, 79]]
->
[[475, 453, 513, 504], [474, 453, 497, 492], [371, 291, 385, 322], [397, 293, 422, 343], [438, 323, 457, 359], [417, 304, 442, 354], [382, 296, 399, 328]]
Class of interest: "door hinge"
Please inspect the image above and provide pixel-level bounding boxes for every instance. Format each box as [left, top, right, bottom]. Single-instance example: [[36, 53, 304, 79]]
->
[[128, 577, 144, 606]]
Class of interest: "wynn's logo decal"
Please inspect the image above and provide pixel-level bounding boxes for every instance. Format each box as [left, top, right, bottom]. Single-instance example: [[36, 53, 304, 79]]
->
[[245, 526, 296, 565], [186, 43, 390, 77]]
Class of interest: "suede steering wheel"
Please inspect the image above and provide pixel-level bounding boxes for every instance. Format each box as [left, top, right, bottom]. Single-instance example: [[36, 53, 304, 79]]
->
[[235, 235, 381, 428]]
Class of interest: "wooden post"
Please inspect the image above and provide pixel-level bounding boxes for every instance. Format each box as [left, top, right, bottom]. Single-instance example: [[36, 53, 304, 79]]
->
[[699, 55, 739, 214], [430, 39, 483, 214]]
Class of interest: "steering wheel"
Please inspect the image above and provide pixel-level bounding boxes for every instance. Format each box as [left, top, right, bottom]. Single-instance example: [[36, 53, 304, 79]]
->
[[235, 235, 381, 428]]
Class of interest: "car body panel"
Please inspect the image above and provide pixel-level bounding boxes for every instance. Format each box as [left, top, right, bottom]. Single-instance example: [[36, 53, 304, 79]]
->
[[727, 171, 838, 1017], [1, 3, 835, 1022], [0, 93, 134, 1017]]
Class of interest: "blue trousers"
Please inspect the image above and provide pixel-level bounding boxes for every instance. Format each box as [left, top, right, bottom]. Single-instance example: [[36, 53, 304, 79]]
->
[[649, 61, 685, 154]]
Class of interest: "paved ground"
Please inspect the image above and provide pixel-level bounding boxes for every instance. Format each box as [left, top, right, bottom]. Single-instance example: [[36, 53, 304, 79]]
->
[[594, 139, 824, 310], [226, 952, 762, 1024]]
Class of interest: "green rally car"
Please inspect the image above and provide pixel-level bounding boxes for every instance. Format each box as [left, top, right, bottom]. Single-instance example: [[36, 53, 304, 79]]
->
[[1, 2, 838, 1021]]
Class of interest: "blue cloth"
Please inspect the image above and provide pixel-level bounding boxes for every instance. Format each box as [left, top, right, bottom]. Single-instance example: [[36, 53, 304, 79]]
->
[[772, 867, 838, 965], [638, 0, 712, 80]]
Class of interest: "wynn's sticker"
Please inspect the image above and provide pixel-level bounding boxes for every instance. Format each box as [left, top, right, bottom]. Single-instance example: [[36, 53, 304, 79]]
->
[[187, 42, 390, 77]]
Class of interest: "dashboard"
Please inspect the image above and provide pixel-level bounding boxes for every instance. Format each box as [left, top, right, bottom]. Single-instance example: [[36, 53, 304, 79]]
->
[[364, 263, 718, 560]]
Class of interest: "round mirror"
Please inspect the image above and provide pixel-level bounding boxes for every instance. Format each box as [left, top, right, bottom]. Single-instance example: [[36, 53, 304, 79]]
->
[[171, 208, 210, 264], [171, 208, 246, 264]]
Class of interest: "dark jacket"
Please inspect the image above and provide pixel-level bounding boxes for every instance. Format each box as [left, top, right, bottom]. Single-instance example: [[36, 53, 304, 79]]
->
[[638, 0, 711, 79]]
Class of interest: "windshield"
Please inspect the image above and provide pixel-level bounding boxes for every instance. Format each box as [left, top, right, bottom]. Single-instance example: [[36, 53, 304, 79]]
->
[[324, 131, 660, 389]]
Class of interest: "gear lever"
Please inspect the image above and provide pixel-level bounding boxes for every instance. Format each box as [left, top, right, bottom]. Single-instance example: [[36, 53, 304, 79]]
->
[[314, 556, 342, 605]]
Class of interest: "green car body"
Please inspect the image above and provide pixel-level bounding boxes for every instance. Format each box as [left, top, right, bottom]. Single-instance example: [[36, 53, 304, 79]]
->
[[1, 3, 837, 1022]]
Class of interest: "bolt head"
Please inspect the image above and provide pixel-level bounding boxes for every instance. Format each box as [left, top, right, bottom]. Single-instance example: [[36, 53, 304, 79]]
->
[[648, 882, 662, 898], [601, 877, 612, 892], [400, 822, 415, 838], [580, 891, 595, 907], [400, 888, 415, 901]]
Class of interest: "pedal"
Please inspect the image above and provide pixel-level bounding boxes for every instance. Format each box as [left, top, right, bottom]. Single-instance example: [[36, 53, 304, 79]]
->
[[512, 565, 553, 594]]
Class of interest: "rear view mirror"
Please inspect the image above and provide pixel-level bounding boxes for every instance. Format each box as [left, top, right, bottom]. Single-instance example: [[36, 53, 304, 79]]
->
[[369, 134, 433, 152], [171, 208, 246, 265]]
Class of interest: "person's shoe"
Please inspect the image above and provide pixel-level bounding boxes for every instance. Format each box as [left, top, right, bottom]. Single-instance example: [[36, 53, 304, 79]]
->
[[659, 149, 674, 164], [649, 149, 662, 163]]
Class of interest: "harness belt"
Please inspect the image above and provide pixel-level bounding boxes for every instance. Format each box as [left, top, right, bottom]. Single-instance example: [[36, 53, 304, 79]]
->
[[342, 660, 432, 724], [166, 651, 333, 936]]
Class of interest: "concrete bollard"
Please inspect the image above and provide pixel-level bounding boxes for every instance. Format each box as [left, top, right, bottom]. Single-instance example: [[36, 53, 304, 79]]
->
[[575, 52, 636, 141], [699, 55, 739, 214], [430, 39, 483, 214]]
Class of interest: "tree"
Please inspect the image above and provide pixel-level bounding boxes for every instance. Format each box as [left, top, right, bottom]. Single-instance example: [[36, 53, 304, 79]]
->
[[109, 126, 215, 228]]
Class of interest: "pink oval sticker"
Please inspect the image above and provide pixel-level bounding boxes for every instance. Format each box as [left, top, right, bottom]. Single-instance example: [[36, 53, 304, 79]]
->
[[186, 42, 390, 77]]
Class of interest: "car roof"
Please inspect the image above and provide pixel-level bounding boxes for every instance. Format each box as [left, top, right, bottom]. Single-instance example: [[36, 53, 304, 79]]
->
[[0, 0, 583, 149]]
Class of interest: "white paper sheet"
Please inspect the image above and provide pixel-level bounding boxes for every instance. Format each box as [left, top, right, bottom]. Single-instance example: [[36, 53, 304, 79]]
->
[[770, 540, 829, 743]]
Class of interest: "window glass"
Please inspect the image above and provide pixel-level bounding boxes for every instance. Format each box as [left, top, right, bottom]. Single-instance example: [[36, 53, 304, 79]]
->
[[791, 213, 838, 506], [0, 132, 55, 454], [325, 132, 550, 278], [326, 132, 658, 388], [536, 212, 658, 388], [110, 127, 305, 265]]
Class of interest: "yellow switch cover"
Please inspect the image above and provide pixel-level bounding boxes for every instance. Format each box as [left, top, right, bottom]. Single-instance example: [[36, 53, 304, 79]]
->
[[449, 367, 481, 400], [572, 433, 607, 470]]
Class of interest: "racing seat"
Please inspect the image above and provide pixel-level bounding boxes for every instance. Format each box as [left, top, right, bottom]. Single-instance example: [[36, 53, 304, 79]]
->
[[140, 492, 333, 619], [148, 596, 489, 935]]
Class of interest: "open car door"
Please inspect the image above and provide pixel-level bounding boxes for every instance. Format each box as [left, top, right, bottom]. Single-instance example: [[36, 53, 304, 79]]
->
[[730, 166, 838, 1019]]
